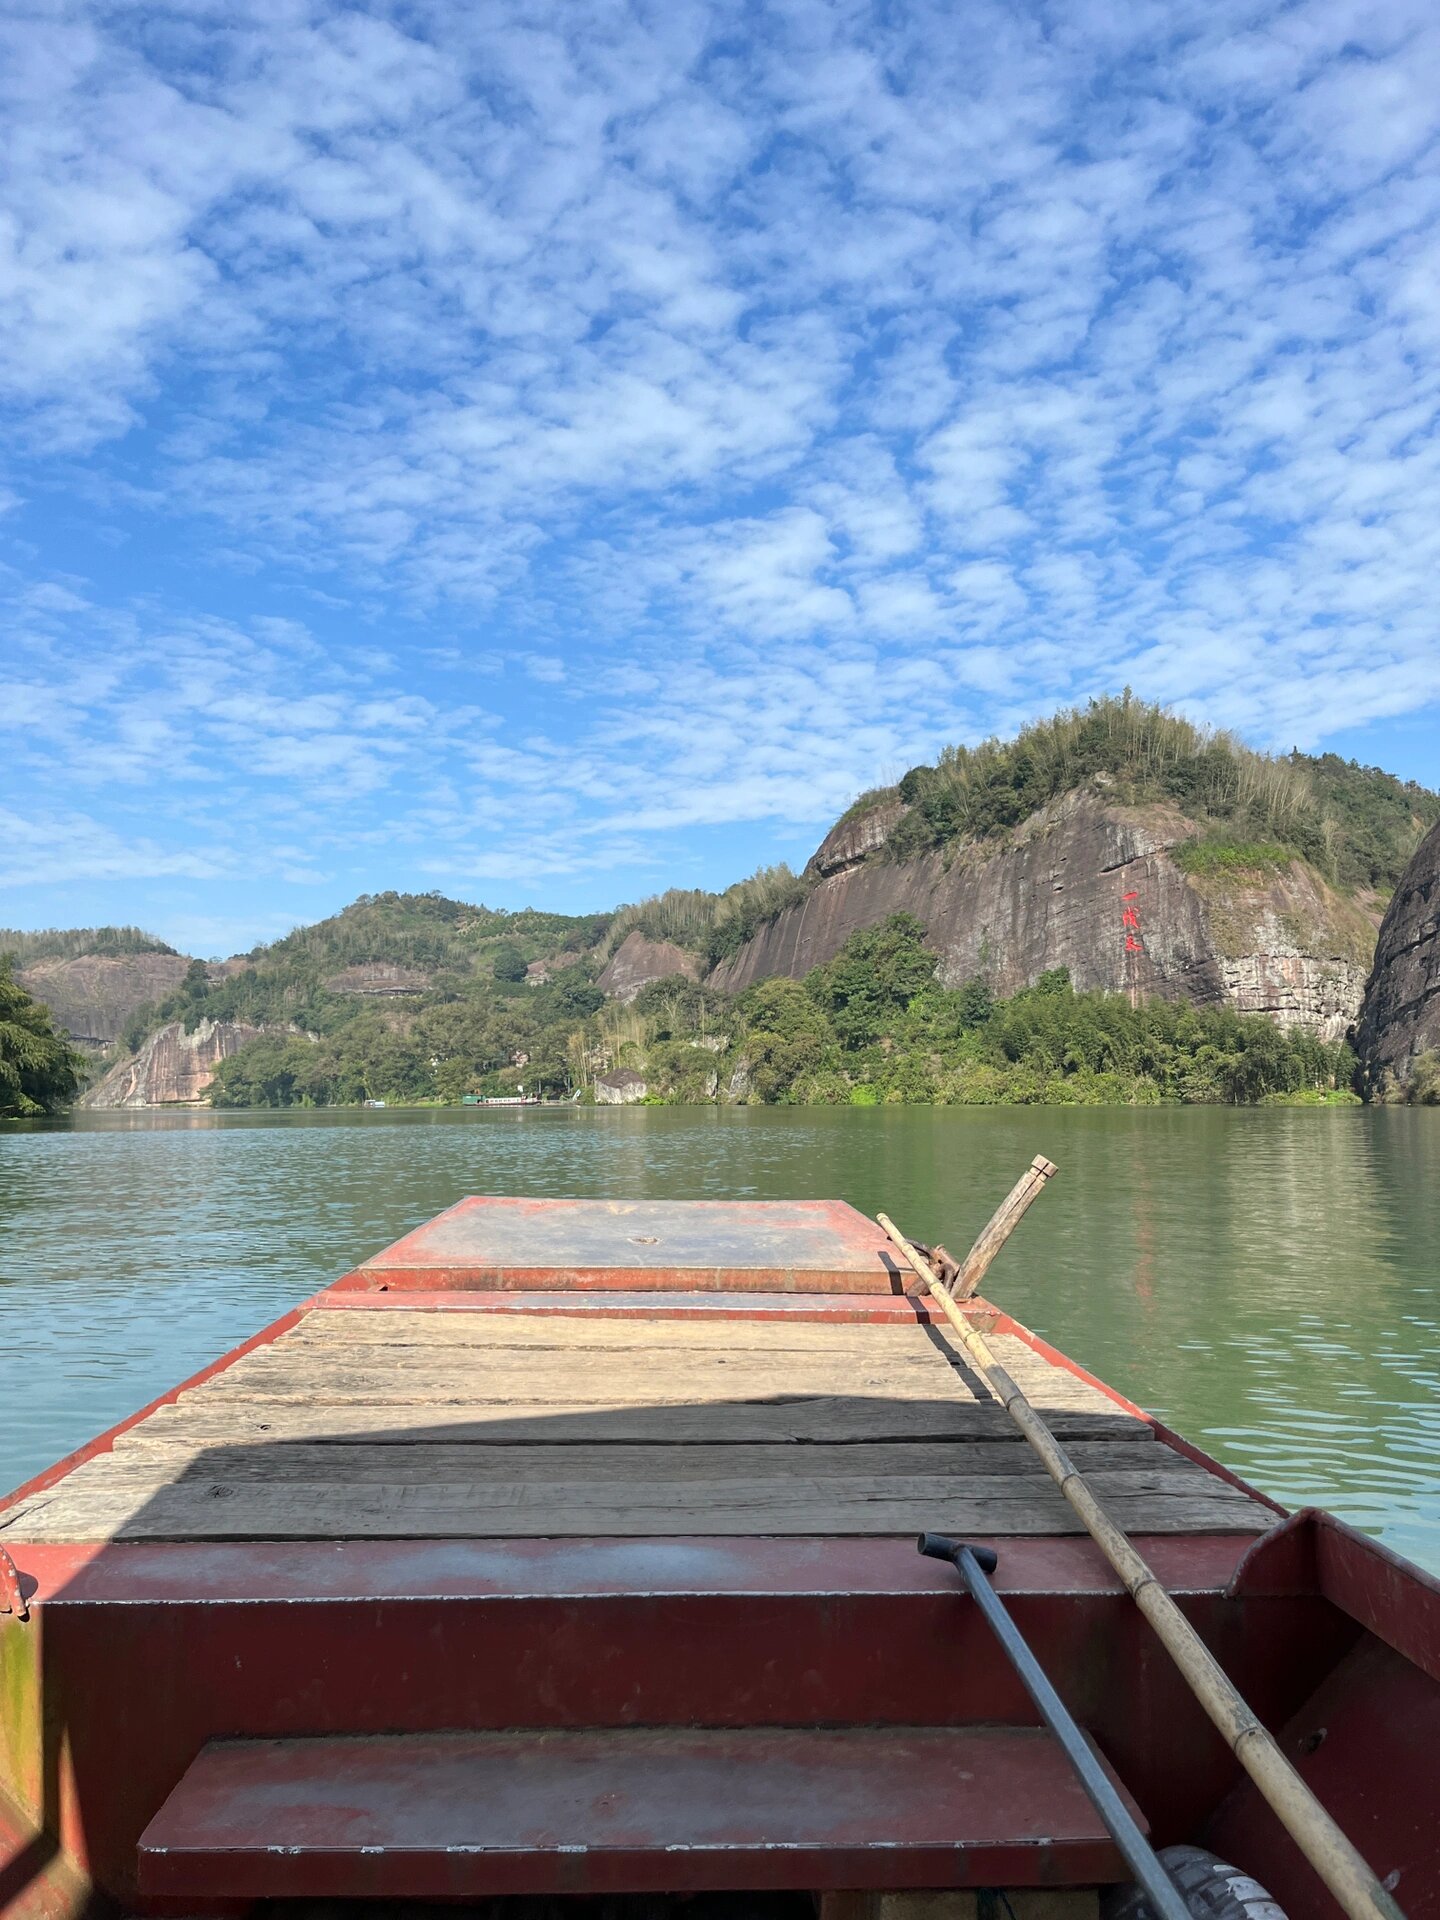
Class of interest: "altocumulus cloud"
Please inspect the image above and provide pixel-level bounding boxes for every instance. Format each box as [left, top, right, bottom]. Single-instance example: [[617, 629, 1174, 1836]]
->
[[2, 0, 1440, 944]]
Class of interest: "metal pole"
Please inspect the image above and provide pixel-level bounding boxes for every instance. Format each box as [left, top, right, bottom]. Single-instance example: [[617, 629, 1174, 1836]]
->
[[918, 1533, 1191, 1920]]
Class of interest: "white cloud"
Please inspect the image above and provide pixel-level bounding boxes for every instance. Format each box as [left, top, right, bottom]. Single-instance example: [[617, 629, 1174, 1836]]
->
[[2, 0, 1440, 940], [0, 806, 220, 887]]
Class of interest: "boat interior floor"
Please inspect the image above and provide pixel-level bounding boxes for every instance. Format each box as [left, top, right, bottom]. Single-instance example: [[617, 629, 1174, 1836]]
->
[[1, 1305, 1274, 1544]]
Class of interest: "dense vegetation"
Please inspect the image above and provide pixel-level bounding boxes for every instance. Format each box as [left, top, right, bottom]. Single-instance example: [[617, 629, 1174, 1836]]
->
[[599, 865, 809, 968], [205, 913, 1353, 1110], [0, 960, 86, 1116], [0, 925, 176, 964], [119, 892, 606, 1055], [250, 891, 607, 974], [887, 695, 1438, 892]]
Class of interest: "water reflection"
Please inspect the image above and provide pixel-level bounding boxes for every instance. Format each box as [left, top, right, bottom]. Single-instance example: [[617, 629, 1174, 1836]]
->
[[1, 1106, 1436, 1568]]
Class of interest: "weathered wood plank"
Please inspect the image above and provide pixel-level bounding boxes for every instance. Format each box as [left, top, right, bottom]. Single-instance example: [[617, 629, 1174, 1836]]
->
[[184, 1363, 1006, 1409], [287, 1318, 1101, 1389], [8, 1497, 1274, 1543], [1, 1476, 1271, 1543], [66, 1438, 1187, 1491], [288, 1316, 968, 1354], [42, 1466, 1228, 1512], [187, 1349, 1109, 1409], [211, 1343, 969, 1385], [216, 1326, 1117, 1413], [115, 1399, 1150, 1447]]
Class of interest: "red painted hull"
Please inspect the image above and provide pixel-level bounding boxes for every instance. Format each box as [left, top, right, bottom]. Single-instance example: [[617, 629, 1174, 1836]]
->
[[1, 1198, 1437, 1919]]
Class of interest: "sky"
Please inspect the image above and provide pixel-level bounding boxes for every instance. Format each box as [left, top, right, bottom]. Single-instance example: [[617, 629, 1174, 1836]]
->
[[4, 0, 1440, 957]]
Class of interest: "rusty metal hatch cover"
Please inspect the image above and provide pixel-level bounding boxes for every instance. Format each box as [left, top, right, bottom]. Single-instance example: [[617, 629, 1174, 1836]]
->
[[353, 1197, 907, 1293]]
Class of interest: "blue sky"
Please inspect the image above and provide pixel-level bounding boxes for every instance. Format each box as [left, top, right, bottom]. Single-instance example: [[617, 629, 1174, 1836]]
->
[[4, 0, 1440, 956]]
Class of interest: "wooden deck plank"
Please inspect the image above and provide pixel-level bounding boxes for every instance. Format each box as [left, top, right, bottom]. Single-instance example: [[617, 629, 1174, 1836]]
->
[[91, 1438, 1164, 1481], [207, 1336, 972, 1381], [182, 1338, 1113, 1414], [112, 1399, 1152, 1446], [39, 1466, 1216, 1507], [6, 1290, 1268, 1548], [198, 1349, 975, 1388], [285, 1316, 980, 1353], [2, 1477, 1270, 1543]]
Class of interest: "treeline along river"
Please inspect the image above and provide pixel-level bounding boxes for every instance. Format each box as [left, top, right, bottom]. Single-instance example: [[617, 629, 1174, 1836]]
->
[[1, 1105, 1436, 1569]]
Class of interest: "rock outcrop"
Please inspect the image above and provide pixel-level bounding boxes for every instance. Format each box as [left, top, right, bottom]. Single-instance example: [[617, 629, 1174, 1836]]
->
[[1354, 816, 1440, 1093], [807, 798, 909, 877], [594, 1066, 648, 1104], [323, 963, 429, 997], [596, 932, 700, 1003], [16, 952, 197, 1049], [81, 1019, 271, 1107], [709, 794, 1375, 1038]]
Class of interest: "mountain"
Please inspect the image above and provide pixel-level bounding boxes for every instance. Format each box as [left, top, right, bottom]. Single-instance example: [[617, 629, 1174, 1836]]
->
[[708, 789, 1377, 1040], [1, 928, 193, 1052], [616, 699, 1438, 1043], [11, 697, 1438, 1108]]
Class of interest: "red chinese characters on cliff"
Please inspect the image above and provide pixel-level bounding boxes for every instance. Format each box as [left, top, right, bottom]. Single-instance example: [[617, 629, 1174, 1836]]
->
[[1121, 890, 1143, 953]]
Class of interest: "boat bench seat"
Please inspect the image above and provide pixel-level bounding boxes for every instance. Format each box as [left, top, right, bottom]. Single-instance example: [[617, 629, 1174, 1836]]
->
[[137, 1725, 1145, 1901]]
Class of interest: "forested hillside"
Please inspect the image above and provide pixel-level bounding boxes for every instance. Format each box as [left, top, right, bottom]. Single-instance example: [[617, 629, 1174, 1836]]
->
[[11, 697, 1437, 1112], [198, 913, 1352, 1110], [0, 926, 177, 964]]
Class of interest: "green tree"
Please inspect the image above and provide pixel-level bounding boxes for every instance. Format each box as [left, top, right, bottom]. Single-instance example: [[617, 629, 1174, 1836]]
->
[[491, 943, 528, 983], [955, 977, 994, 1029], [809, 914, 937, 1049], [0, 959, 86, 1116], [209, 1036, 320, 1108], [739, 976, 837, 1102]]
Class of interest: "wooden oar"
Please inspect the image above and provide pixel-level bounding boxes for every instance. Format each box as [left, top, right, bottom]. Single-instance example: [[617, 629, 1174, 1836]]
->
[[878, 1186, 1405, 1920]]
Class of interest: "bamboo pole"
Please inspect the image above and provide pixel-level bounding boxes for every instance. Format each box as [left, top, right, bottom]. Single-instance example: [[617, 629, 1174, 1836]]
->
[[876, 1203, 1405, 1920], [951, 1153, 1057, 1298]]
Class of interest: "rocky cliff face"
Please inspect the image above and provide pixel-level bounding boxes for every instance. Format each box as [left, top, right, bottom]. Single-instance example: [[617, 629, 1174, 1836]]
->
[[710, 793, 1375, 1038], [1354, 816, 1440, 1093], [807, 798, 909, 876], [323, 962, 429, 996], [81, 1019, 271, 1107], [597, 932, 700, 1002], [16, 952, 197, 1049]]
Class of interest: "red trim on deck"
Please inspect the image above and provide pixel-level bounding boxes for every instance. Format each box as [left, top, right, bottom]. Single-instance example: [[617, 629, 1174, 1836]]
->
[[9, 1533, 1261, 1609]]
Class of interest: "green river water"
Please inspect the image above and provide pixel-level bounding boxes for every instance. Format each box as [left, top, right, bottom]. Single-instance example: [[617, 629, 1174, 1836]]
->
[[1, 1105, 1437, 1568]]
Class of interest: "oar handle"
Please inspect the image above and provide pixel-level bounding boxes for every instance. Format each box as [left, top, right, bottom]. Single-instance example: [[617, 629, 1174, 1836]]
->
[[917, 1531, 997, 1574]]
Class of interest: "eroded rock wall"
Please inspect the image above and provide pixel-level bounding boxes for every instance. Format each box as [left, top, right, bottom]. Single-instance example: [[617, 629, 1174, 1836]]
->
[[807, 797, 908, 876], [16, 953, 196, 1048], [1354, 815, 1440, 1091], [597, 932, 700, 1002], [709, 795, 1376, 1038], [81, 1019, 270, 1107], [323, 963, 430, 996]]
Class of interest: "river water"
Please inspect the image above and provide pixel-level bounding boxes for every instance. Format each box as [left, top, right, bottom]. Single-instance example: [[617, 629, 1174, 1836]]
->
[[2, 1106, 1437, 1569]]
